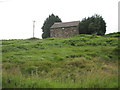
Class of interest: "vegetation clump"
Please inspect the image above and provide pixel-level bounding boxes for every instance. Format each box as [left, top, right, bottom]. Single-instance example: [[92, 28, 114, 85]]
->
[[41, 14, 62, 39], [79, 14, 106, 35]]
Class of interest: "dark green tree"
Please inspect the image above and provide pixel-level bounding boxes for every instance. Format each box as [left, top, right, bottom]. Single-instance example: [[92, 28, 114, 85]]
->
[[41, 14, 62, 39], [79, 14, 106, 35]]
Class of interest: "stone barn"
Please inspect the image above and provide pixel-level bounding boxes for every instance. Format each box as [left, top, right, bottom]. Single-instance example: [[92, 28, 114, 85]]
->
[[50, 21, 80, 38]]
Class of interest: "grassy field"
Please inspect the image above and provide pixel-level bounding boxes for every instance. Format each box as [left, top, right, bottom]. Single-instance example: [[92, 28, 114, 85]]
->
[[1, 34, 119, 88]]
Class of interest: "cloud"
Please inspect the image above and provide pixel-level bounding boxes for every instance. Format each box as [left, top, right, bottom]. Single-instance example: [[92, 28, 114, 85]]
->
[[0, 1, 5, 3], [118, 1, 120, 32], [0, 0, 10, 3]]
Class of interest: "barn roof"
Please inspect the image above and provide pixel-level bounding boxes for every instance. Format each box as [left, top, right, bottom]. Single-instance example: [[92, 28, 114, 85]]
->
[[50, 21, 80, 29]]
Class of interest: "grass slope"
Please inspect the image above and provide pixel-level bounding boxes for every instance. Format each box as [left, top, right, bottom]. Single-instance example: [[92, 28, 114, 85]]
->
[[2, 34, 119, 88], [105, 32, 120, 37]]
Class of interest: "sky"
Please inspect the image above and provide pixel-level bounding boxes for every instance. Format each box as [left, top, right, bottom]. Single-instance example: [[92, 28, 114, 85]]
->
[[0, 0, 119, 39]]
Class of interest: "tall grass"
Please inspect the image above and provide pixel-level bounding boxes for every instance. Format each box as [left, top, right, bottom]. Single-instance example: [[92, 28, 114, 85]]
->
[[2, 34, 119, 88], [2, 65, 118, 88]]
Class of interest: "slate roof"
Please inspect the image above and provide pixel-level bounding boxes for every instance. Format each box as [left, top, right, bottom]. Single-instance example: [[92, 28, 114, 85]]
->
[[50, 21, 80, 29]]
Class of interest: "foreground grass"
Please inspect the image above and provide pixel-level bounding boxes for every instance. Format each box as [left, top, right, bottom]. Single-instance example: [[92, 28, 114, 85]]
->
[[2, 34, 119, 88]]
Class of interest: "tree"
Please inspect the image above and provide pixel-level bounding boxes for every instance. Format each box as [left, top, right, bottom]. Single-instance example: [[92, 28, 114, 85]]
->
[[79, 14, 106, 35], [41, 14, 62, 39]]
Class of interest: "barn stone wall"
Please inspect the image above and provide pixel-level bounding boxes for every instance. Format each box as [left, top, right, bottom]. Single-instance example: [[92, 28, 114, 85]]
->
[[50, 26, 79, 38]]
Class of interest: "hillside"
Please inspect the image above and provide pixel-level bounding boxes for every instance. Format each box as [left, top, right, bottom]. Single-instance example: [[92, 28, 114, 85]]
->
[[105, 32, 120, 37], [2, 34, 119, 88]]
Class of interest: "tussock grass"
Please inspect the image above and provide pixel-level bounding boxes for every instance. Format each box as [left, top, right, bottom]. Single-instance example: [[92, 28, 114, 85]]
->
[[2, 34, 119, 88]]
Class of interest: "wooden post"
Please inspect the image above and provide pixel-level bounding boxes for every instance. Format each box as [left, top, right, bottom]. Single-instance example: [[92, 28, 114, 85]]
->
[[33, 21, 35, 38]]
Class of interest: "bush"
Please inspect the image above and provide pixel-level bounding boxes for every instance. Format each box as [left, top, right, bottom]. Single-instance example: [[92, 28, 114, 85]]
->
[[28, 37, 40, 40]]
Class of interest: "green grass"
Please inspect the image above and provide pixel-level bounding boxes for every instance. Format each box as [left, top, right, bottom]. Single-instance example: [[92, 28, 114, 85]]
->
[[105, 32, 120, 37], [1, 34, 119, 88]]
